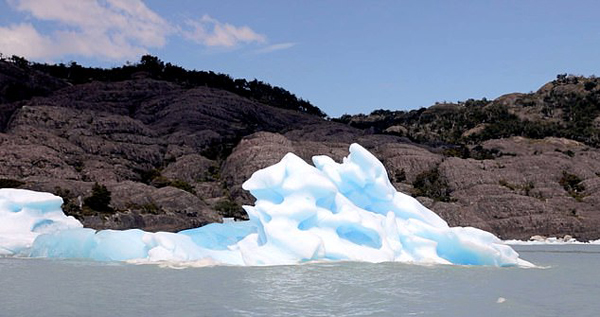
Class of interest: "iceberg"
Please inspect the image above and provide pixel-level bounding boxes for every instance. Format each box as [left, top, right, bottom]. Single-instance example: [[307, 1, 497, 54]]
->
[[0, 144, 531, 266]]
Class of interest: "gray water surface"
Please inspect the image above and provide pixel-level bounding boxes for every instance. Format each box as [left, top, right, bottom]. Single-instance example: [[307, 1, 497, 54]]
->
[[1, 245, 599, 317]]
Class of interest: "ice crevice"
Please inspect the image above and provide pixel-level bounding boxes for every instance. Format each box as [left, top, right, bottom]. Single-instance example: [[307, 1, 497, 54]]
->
[[0, 143, 532, 267]]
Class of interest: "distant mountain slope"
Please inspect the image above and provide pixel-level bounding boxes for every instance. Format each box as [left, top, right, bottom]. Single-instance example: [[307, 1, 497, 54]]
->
[[334, 74, 600, 148], [29, 55, 327, 118], [1, 56, 599, 240]]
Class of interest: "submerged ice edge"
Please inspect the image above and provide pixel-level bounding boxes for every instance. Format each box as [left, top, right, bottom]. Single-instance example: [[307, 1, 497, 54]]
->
[[1, 143, 532, 267], [123, 258, 539, 270]]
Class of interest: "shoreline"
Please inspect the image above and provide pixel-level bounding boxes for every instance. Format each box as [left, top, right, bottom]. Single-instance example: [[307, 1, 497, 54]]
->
[[504, 235, 600, 245]]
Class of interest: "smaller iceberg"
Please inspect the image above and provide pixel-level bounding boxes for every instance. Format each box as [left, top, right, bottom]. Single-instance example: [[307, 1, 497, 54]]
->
[[0, 189, 82, 256], [0, 144, 531, 267]]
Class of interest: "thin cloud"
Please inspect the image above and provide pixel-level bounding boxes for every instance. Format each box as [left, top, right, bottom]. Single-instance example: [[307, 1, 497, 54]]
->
[[255, 42, 297, 54], [0, 23, 55, 59], [182, 15, 266, 48], [0, 0, 173, 60], [0, 1, 290, 61]]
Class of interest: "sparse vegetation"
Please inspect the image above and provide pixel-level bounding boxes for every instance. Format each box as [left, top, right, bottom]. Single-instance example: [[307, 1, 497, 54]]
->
[[559, 171, 586, 201], [499, 180, 535, 196], [412, 167, 453, 202]]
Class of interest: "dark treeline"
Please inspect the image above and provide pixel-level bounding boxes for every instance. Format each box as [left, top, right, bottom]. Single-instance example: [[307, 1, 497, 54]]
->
[[1, 54, 327, 118]]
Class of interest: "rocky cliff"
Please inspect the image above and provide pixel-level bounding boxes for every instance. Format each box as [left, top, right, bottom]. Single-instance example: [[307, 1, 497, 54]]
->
[[1, 59, 599, 240]]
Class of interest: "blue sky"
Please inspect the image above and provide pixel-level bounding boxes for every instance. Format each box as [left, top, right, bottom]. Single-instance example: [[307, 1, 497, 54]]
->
[[1, 0, 599, 117]]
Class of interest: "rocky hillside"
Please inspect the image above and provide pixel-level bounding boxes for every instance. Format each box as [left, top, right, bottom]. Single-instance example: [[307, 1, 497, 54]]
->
[[1, 57, 599, 240], [334, 74, 600, 147]]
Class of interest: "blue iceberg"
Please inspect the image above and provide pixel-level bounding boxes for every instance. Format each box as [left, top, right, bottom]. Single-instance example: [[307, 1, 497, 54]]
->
[[0, 144, 531, 266]]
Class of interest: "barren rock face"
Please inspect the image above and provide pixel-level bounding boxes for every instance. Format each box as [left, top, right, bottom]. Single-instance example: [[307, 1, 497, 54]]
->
[[0, 72, 336, 232], [221, 132, 292, 202], [427, 137, 600, 240], [1, 61, 599, 240]]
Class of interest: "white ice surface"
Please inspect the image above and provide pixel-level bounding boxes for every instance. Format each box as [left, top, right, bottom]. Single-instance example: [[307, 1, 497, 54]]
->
[[0, 144, 531, 266]]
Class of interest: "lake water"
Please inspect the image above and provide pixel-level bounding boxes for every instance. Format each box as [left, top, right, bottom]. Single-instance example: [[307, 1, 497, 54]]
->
[[1, 244, 599, 317]]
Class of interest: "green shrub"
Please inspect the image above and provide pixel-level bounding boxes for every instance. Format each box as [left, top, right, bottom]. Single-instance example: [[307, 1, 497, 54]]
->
[[139, 168, 162, 184], [522, 181, 535, 196], [214, 199, 246, 219], [139, 168, 196, 194], [83, 183, 113, 213], [170, 179, 196, 194], [559, 171, 586, 201], [125, 201, 161, 214], [443, 145, 502, 160], [394, 168, 406, 182], [499, 180, 535, 196], [584, 81, 596, 91], [442, 146, 471, 159], [412, 167, 453, 202], [555, 149, 575, 157], [499, 179, 516, 191], [141, 202, 160, 214], [151, 175, 172, 188], [200, 164, 221, 182], [72, 160, 84, 172]]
